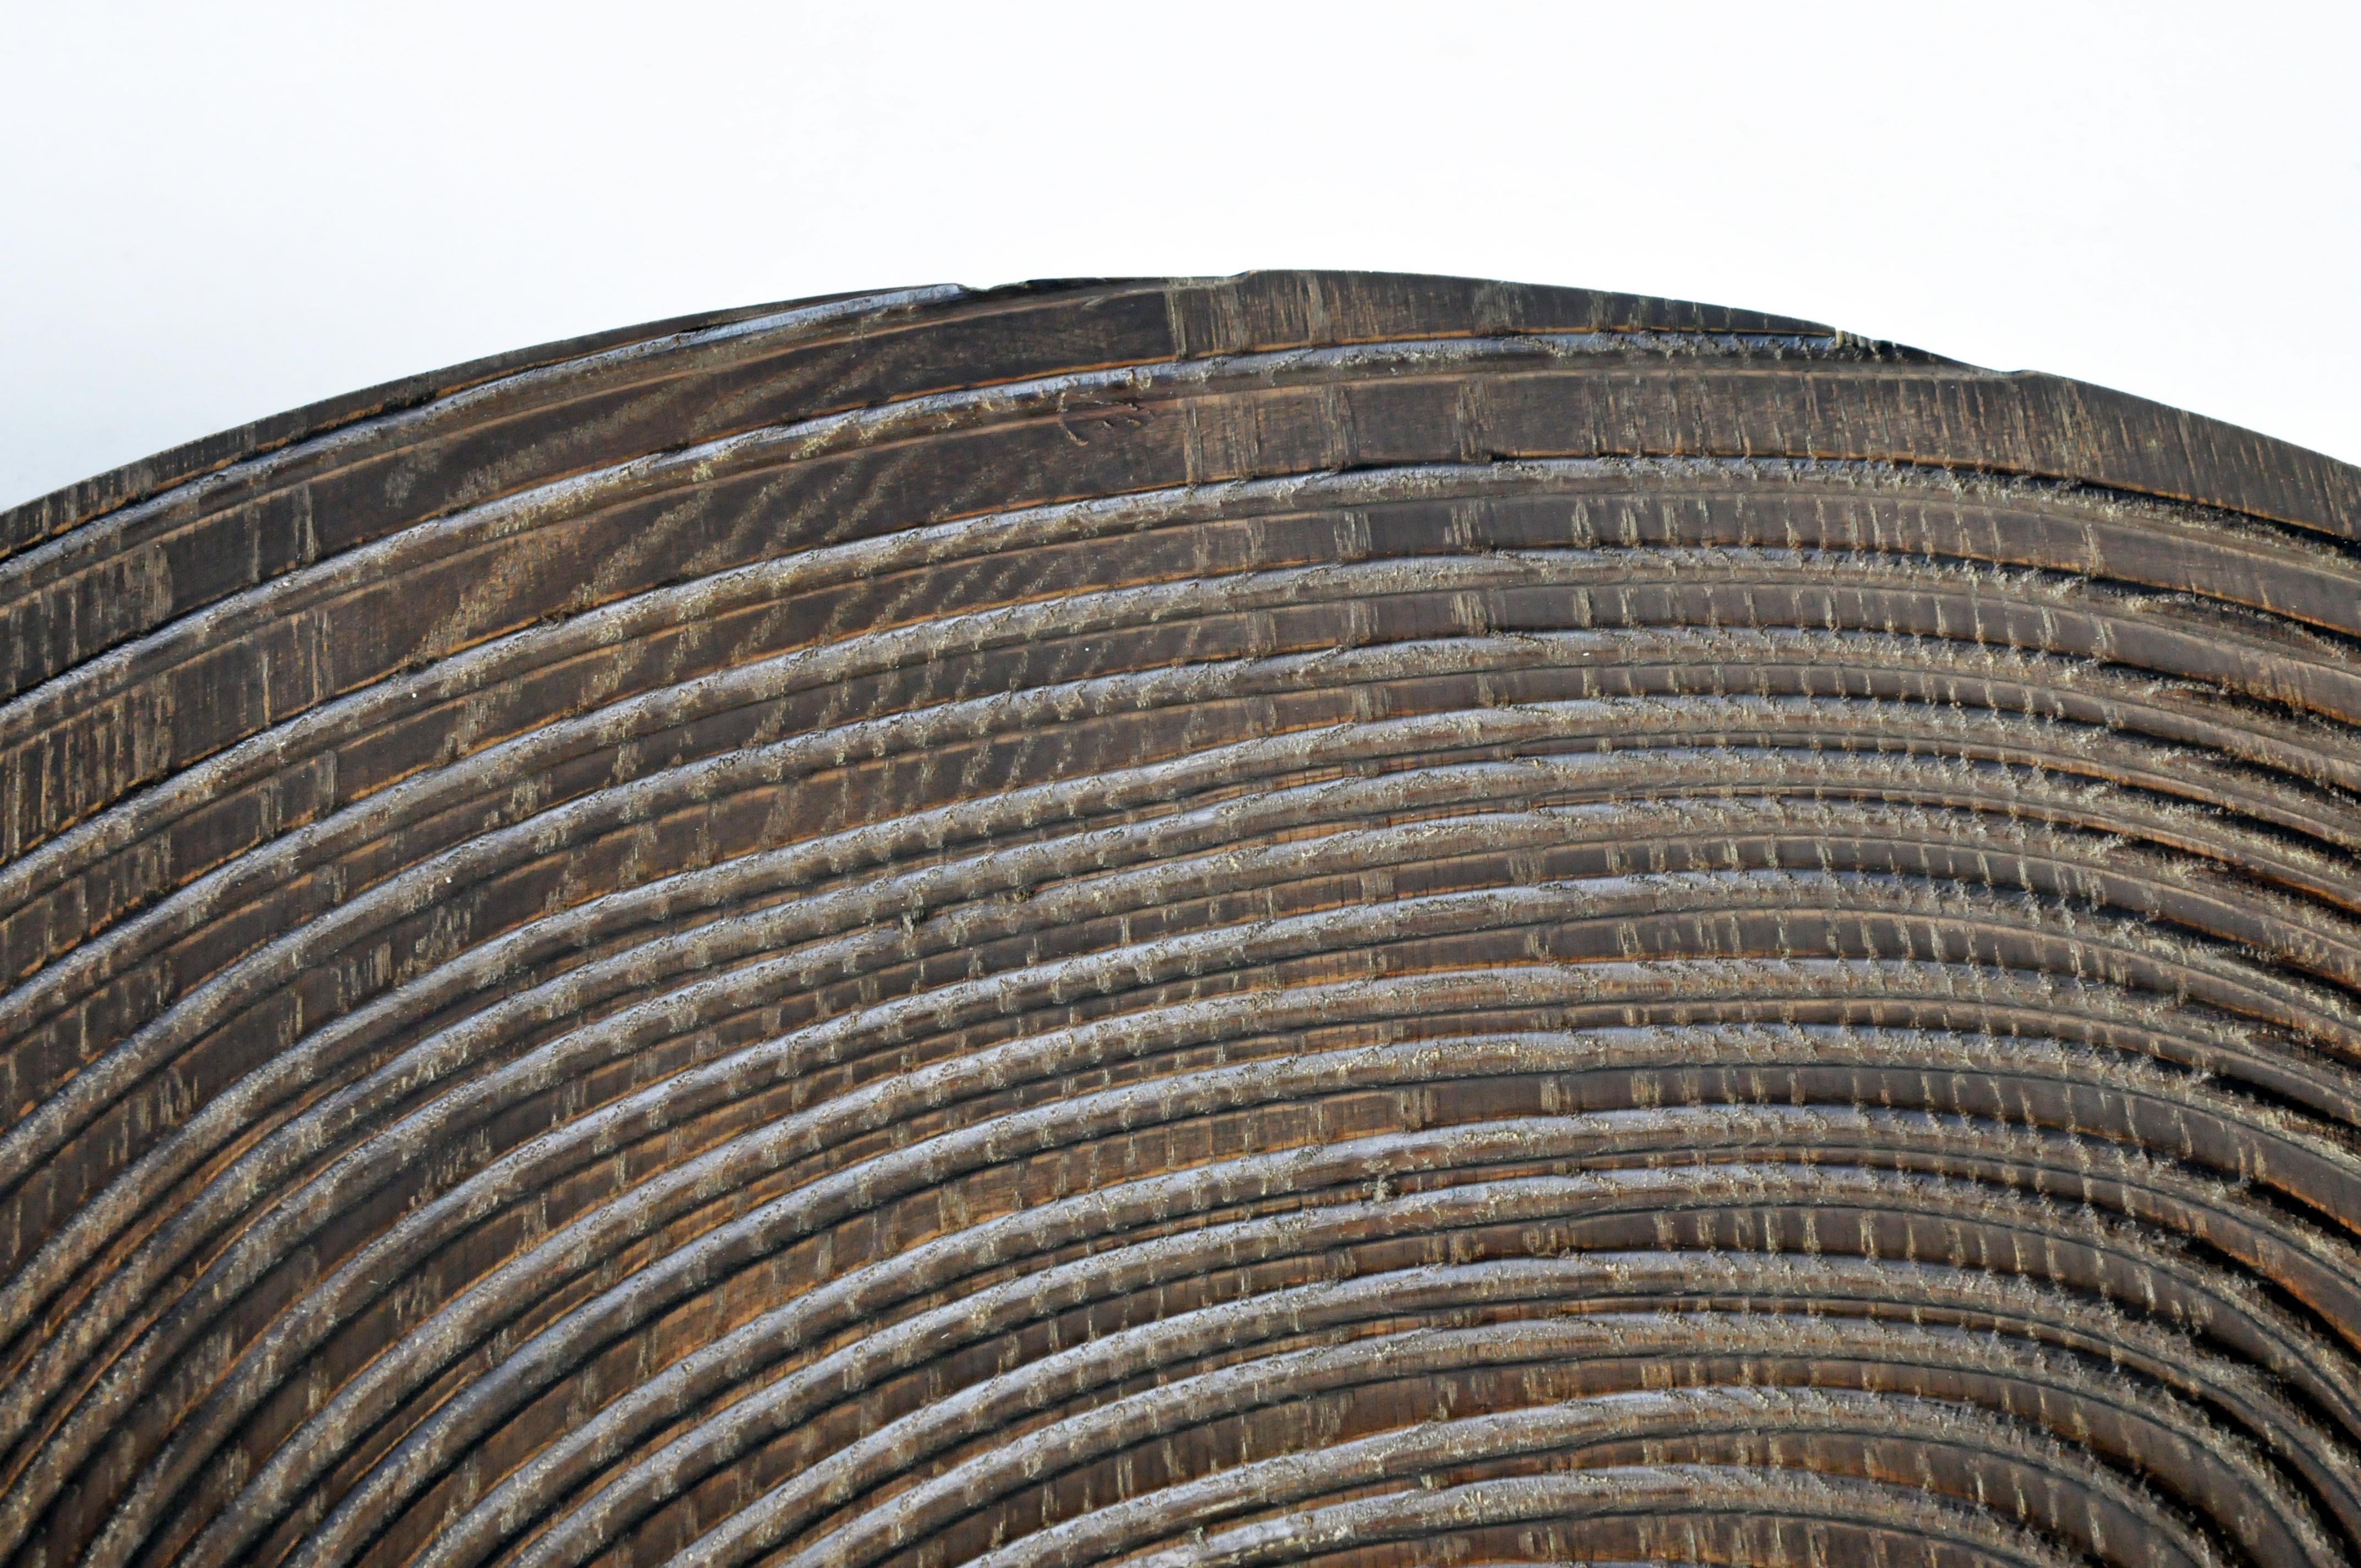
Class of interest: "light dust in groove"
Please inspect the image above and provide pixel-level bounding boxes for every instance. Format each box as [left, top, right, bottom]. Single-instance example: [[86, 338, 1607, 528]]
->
[[1, 271, 2359, 1568]]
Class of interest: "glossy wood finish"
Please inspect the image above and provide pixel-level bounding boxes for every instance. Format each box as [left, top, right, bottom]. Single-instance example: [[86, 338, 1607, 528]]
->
[[2, 272, 2358, 1568]]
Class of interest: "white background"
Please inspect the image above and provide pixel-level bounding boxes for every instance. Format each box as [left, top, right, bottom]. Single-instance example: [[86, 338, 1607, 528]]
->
[[4, 0, 2355, 508]]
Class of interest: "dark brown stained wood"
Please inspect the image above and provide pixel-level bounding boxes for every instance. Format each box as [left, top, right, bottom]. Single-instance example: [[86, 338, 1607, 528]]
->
[[1, 271, 2358, 1568]]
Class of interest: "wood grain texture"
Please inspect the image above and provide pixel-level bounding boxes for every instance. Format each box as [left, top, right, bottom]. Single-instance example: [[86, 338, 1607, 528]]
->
[[1, 270, 2358, 1568]]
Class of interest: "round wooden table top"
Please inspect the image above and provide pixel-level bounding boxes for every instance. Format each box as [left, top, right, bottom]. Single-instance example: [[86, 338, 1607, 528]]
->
[[3, 273, 2358, 1568]]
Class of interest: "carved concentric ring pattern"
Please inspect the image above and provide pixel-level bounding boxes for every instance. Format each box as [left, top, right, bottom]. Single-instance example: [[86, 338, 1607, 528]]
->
[[3, 273, 2360, 1568]]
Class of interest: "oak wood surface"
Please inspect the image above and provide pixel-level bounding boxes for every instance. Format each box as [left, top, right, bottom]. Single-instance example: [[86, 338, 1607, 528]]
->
[[1, 273, 2357, 1568]]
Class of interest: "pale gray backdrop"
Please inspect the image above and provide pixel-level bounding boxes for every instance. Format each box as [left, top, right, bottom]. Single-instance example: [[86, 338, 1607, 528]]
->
[[4, 0, 2354, 507]]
